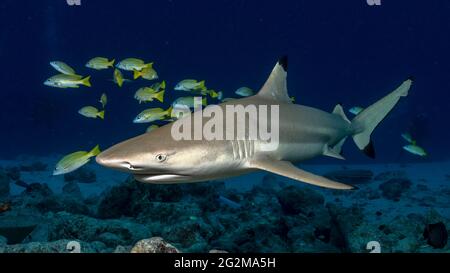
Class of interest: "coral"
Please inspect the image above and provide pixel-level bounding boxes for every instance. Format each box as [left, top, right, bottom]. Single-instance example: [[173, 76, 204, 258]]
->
[[131, 237, 180, 253], [379, 178, 412, 201], [64, 168, 96, 183]]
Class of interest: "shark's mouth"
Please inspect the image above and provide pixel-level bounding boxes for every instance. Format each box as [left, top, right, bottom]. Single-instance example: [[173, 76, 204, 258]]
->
[[134, 173, 189, 183]]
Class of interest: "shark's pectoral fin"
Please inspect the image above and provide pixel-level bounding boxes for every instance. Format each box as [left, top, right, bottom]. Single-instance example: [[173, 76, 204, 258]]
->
[[249, 158, 354, 190]]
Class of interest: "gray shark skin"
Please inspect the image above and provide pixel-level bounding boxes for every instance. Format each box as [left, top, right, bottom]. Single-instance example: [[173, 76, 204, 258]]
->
[[96, 56, 412, 190]]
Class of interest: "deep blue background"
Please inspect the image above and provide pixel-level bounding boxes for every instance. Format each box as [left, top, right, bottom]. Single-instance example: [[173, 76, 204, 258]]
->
[[0, 0, 449, 163]]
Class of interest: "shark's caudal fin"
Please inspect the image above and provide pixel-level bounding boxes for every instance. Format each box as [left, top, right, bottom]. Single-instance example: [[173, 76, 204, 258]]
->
[[351, 78, 413, 158], [256, 56, 292, 103]]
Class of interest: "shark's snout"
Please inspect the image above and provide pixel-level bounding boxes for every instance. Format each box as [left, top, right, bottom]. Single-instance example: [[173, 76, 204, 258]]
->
[[96, 151, 128, 169]]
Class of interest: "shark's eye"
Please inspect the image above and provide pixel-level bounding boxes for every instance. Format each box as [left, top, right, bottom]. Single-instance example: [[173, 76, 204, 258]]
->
[[155, 153, 167, 162]]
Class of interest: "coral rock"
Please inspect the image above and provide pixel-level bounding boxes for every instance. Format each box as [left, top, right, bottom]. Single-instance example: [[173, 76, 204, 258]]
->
[[131, 237, 180, 253], [276, 186, 324, 215], [379, 178, 412, 201], [64, 168, 96, 184]]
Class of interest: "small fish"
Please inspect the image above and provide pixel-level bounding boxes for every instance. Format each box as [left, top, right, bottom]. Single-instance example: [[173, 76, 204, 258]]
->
[[133, 107, 172, 123], [172, 96, 207, 108], [174, 79, 207, 92], [50, 61, 76, 75], [133, 66, 158, 80], [116, 58, 152, 71], [205, 89, 219, 98], [86, 57, 115, 70], [134, 87, 165, 103], [99, 93, 107, 108], [235, 87, 254, 97], [423, 222, 448, 249], [349, 106, 364, 115], [290, 96, 296, 103], [53, 145, 101, 175], [44, 74, 91, 88], [217, 91, 223, 100], [189, 216, 198, 221], [401, 133, 415, 144], [151, 80, 166, 91], [113, 68, 125, 87], [403, 144, 427, 157], [78, 106, 105, 119], [146, 124, 159, 133]]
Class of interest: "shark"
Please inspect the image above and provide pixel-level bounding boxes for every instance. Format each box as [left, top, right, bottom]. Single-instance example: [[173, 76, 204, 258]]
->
[[96, 56, 412, 190]]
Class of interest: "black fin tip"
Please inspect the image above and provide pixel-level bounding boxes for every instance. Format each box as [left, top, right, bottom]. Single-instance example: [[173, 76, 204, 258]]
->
[[278, 55, 288, 71]]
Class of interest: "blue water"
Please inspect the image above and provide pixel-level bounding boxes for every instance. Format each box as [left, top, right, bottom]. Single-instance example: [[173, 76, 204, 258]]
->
[[0, 0, 448, 162]]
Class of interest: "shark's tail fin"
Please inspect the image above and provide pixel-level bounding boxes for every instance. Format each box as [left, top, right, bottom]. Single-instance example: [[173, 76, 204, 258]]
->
[[351, 78, 413, 158]]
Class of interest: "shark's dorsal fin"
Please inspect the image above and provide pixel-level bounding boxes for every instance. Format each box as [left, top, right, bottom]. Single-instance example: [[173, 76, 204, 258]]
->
[[248, 157, 354, 190], [256, 56, 292, 103], [332, 104, 350, 124]]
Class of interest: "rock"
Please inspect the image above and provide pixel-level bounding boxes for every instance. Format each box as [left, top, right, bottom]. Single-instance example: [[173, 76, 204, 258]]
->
[[97, 182, 133, 219], [62, 181, 82, 198], [64, 168, 96, 184], [0, 212, 43, 244], [98, 232, 123, 247], [162, 219, 213, 251], [0, 171, 10, 199], [324, 169, 373, 185], [423, 222, 448, 249], [374, 171, 406, 181], [0, 235, 6, 245], [47, 212, 152, 248], [22, 223, 49, 243], [0, 239, 106, 253], [19, 162, 47, 172], [24, 183, 53, 198], [379, 178, 412, 201], [21, 183, 63, 213], [276, 186, 324, 215], [4, 167, 20, 181], [97, 178, 226, 219], [114, 245, 132, 253], [209, 249, 228, 253], [131, 237, 180, 253]]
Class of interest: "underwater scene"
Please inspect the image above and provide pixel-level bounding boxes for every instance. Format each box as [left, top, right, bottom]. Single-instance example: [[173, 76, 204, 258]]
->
[[0, 0, 450, 254]]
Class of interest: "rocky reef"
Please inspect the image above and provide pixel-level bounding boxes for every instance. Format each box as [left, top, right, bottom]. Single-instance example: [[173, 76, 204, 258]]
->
[[0, 163, 449, 253]]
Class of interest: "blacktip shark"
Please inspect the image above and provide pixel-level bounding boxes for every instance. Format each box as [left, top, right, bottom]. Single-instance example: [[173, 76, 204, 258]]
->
[[96, 56, 412, 190]]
